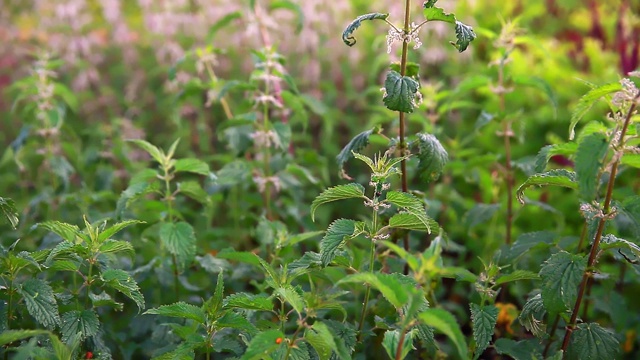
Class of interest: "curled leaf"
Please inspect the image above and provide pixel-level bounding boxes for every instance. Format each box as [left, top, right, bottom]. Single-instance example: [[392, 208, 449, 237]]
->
[[452, 21, 476, 52], [342, 13, 389, 46]]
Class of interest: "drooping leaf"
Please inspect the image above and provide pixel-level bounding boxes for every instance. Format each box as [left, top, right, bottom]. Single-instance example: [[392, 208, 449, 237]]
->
[[0, 197, 19, 229], [336, 128, 375, 176], [17, 279, 60, 329], [224, 293, 273, 312], [414, 133, 448, 182], [60, 310, 99, 343], [337, 272, 413, 309], [177, 181, 210, 205], [240, 329, 284, 360], [319, 219, 361, 267], [382, 329, 413, 360], [518, 294, 547, 338], [516, 170, 577, 204], [342, 13, 389, 46], [89, 291, 123, 311], [494, 270, 540, 286], [470, 304, 498, 359], [539, 251, 586, 314], [419, 309, 468, 360], [383, 70, 420, 113], [569, 82, 622, 140], [173, 158, 210, 175], [159, 222, 197, 272], [452, 21, 476, 52], [101, 269, 145, 312], [566, 323, 619, 360], [575, 132, 609, 202], [217, 311, 259, 336], [600, 234, 640, 262], [144, 302, 206, 324], [311, 184, 366, 221]]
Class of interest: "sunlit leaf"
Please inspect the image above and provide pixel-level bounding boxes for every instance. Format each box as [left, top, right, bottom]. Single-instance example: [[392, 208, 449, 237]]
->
[[419, 309, 468, 360], [569, 82, 621, 139]]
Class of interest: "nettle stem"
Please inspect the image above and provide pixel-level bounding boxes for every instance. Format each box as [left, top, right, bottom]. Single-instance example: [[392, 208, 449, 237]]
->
[[395, 325, 409, 360], [358, 205, 380, 341], [163, 166, 181, 301], [561, 95, 639, 351], [398, 0, 412, 276]]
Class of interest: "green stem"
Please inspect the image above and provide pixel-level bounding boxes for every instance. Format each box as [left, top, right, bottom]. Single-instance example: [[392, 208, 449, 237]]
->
[[358, 207, 379, 341], [284, 321, 305, 360], [163, 165, 180, 301], [561, 93, 639, 352], [395, 325, 409, 360], [498, 61, 513, 245], [85, 260, 94, 308], [280, 298, 286, 332]]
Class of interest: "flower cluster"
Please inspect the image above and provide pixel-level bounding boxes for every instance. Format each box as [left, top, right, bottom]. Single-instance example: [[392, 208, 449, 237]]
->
[[386, 22, 423, 54]]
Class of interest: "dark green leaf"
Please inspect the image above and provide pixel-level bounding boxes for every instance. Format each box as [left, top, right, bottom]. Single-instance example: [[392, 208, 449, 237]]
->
[[241, 329, 284, 360], [518, 294, 547, 338], [38, 221, 83, 243], [414, 133, 448, 182], [145, 302, 206, 324], [575, 133, 608, 202], [539, 251, 586, 314], [566, 323, 619, 360], [60, 310, 99, 343], [534, 143, 577, 173], [452, 21, 476, 52], [159, 222, 197, 272], [101, 269, 145, 312], [177, 181, 210, 205], [336, 128, 375, 176], [494, 338, 542, 360], [17, 279, 60, 329], [305, 321, 343, 360], [0, 330, 50, 346], [470, 304, 498, 359], [383, 70, 420, 113], [342, 13, 389, 46], [99, 240, 135, 258], [89, 292, 123, 311], [464, 203, 500, 230], [276, 285, 306, 316], [419, 309, 468, 360], [311, 184, 366, 221], [516, 170, 577, 204], [569, 82, 621, 139], [97, 220, 143, 243], [320, 219, 359, 267]]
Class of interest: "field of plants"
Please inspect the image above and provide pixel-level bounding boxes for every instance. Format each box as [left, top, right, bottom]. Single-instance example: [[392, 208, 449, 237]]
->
[[1, 0, 640, 359]]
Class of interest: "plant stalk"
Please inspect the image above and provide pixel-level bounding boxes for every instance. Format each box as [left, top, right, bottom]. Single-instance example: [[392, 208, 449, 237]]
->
[[358, 208, 379, 341], [395, 326, 409, 360], [498, 60, 513, 245], [561, 94, 639, 352]]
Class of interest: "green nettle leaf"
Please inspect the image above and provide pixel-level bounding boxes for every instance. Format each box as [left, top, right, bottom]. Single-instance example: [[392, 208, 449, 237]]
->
[[89, 292, 123, 311], [569, 82, 622, 140], [383, 70, 420, 113], [223, 293, 273, 312], [419, 309, 468, 360], [534, 143, 577, 173], [600, 234, 640, 261], [159, 222, 197, 271], [494, 270, 540, 286], [337, 273, 413, 309], [311, 184, 366, 221], [518, 294, 547, 338], [414, 133, 448, 182], [97, 219, 144, 242], [336, 128, 375, 176], [276, 285, 306, 316], [382, 330, 413, 360], [320, 219, 359, 267], [177, 181, 210, 205], [144, 302, 206, 325], [452, 21, 476, 52], [173, 158, 210, 175], [0, 329, 50, 346], [470, 304, 498, 359], [389, 212, 438, 233], [38, 221, 83, 243], [240, 329, 284, 360], [539, 251, 586, 314], [17, 279, 60, 329], [342, 12, 389, 46], [516, 170, 577, 204], [101, 269, 145, 312], [621, 153, 640, 168], [423, 0, 438, 8], [0, 197, 19, 229], [217, 312, 259, 336], [575, 132, 609, 202], [128, 139, 165, 164], [99, 240, 135, 258], [305, 321, 346, 360], [386, 191, 424, 213], [60, 310, 99, 343], [566, 323, 619, 360], [207, 272, 225, 315], [423, 6, 455, 23]]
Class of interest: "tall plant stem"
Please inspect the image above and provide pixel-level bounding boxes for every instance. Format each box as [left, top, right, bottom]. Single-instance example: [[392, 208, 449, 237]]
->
[[561, 95, 639, 352], [398, 0, 412, 275], [497, 62, 513, 245], [358, 210, 379, 341], [395, 325, 409, 360]]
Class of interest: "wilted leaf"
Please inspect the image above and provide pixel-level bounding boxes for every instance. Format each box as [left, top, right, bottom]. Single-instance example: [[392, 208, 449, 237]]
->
[[342, 13, 389, 46]]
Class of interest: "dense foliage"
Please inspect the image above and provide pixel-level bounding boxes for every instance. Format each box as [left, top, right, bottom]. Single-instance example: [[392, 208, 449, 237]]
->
[[1, 0, 640, 359]]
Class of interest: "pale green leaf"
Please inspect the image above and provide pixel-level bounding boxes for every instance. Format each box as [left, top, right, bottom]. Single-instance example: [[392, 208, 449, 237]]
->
[[569, 82, 621, 140], [97, 220, 144, 242], [38, 221, 83, 243], [128, 139, 165, 164], [419, 309, 468, 360], [174, 158, 210, 175], [517, 170, 577, 204], [539, 251, 586, 314], [383, 70, 420, 113], [159, 222, 197, 272], [60, 310, 99, 343], [99, 240, 135, 258], [276, 285, 306, 316], [470, 304, 498, 359], [385, 191, 424, 213], [101, 269, 145, 312], [337, 272, 413, 309], [423, 6, 455, 23], [17, 279, 60, 329], [223, 293, 273, 312], [566, 323, 619, 360], [342, 13, 389, 46], [311, 184, 366, 221], [241, 329, 284, 360], [575, 133, 609, 202], [621, 153, 640, 168], [144, 302, 206, 324], [177, 181, 210, 204], [534, 143, 577, 173], [494, 270, 540, 286], [382, 329, 413, 360], [0, 329, 50, 346], [389, 212, 438, 233]]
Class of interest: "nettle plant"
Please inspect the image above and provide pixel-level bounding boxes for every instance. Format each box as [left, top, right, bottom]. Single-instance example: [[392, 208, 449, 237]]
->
[[514, 74, 640, 358]]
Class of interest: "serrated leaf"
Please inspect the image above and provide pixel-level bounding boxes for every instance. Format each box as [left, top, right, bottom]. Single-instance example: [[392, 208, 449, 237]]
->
[[128, 139, 165, 164], [97, 220, 143, 243], [99, 240, 135, 258], [414, 133, 448, 182], [145, 302, 206, 324], [305, 321, 345, 360], [382, 329, 413, 360], [177, 181, 210, 205], [0, 197, 19, 229], [89, 291, 123, 311], [159, 222, 197, 272], [534, 143, 578, 173], [575, 133, 609, 202], [423, 6, 455, 23], [217, 311, 258, 336], [419, 309, 468, 360], [337, 273, 413, 309], [101, 269, 145, 312], [383, 70, 420, 113], [569, 82, 622, 139], [60, 310, 99, 343], [389, 212, 438, 233], [38, 221, 83, 243], [276, 285, 306, 316], [320, 219, 359, 267], [389, 62, 420, 79], [539, 251, 586, 314], [494, 270, 540, 286], [600, 234, 640, 262], [494, 338, 542, 360], [241, 329, 284, 360], [216, 249, 262, 267], [174, 158, 210, 175], [17, 279, 60, 329], [518, 294, 547, 338], [516, 169, 577, 204], [207, 272, 225, 315], [452, 21, 476, 52], [0, 329, 50, 346], [336, 128, 375, 175], [386, 191, 424, 213], [49, 259, 80, 272], [470, 304, 498, 359], [566, 323, 619, 360], [311, 184, 366, 221], [342, 13, 389, 46], [224, 293, 273, 312]]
